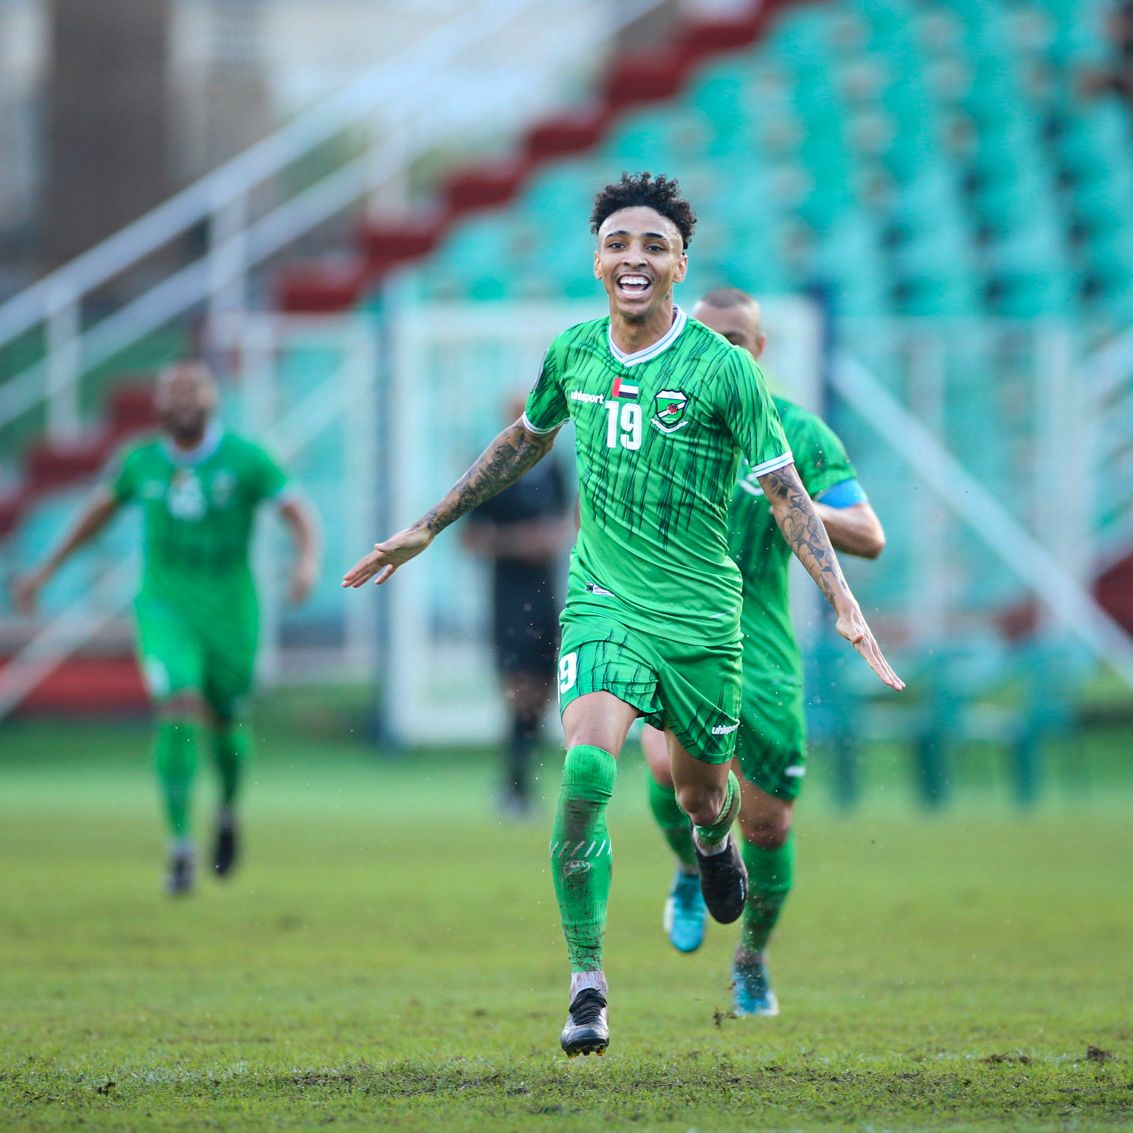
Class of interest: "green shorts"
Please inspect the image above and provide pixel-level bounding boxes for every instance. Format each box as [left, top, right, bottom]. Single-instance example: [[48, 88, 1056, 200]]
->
[[134, 592, 258, 719], [557, 615, 742, 763], [735, 675, 807, 801]]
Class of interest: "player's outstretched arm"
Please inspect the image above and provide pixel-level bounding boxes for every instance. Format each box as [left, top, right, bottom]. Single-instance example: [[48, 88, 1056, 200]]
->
[[758, 464, 904, 691], [11, 487, 120, 614], [343, 419, 558, 588]]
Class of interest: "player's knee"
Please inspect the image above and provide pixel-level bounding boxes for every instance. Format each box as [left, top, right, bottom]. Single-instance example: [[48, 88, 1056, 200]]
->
[[204, 703, 238, 733], [675, 783, 724, 827], [157, 691, 205, 721]]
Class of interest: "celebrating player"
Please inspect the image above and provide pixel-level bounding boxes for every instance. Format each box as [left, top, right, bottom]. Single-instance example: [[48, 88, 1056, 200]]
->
[[13, 361, 320, 895], [643, 287, 886, 1016], [344, 172, 903, 1056]]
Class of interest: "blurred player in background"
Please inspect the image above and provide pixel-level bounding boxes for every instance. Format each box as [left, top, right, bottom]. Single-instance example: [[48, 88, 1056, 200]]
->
[[461, 393, 573, 819], [344, 172, 903, 1057], [13, 361, 320, 895], [642, 288, 886, 1017]]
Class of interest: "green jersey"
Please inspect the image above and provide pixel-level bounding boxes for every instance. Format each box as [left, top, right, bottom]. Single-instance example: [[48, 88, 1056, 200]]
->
[[729, 396, 859, 684], [110, 427, 290, 618], [524, 308, 791, 646]]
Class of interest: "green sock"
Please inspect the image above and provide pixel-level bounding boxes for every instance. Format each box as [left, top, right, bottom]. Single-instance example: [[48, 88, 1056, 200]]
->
[[154, 718, 199, 838], [647, 774, 696, 869], [550, 744, 617, 972], [739, 833, 795, 954], [211, 724, 250, 809], [693, 769, 741, 847]]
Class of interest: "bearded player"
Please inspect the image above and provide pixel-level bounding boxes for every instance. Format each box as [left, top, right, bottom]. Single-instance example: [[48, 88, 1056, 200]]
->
[[644, 287, 885, 1017], [14, 361, 320, 895]]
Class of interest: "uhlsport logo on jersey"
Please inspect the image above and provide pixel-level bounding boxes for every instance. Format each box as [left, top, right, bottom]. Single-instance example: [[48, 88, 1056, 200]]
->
[[652, 389, 690, 433]]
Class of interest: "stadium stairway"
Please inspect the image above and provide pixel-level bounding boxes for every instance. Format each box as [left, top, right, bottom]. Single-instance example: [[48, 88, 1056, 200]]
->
[[273, 0, 801, 312]]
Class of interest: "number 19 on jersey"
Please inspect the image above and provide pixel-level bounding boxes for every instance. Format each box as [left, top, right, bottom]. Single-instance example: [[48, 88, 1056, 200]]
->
[[605, 400, 642, 450]]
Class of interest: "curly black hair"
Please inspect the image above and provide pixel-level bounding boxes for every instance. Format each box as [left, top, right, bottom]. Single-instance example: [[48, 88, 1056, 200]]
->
[[590, 172, 697, 248]]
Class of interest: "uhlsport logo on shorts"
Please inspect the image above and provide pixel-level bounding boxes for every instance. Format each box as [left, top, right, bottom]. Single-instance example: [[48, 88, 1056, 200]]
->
[[652, 389, 690, 433]]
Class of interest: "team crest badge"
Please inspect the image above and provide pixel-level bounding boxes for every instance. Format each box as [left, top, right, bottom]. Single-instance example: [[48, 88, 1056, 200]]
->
[[652, 389, 690, 433]]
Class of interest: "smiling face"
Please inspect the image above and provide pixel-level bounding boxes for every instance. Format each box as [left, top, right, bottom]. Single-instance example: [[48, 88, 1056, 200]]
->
[[594, 206, 687, 341]]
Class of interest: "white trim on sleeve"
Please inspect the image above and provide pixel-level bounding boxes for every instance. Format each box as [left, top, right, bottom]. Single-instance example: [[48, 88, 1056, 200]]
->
[[746, 450, 794, 478], [522, 411, 566, 436]]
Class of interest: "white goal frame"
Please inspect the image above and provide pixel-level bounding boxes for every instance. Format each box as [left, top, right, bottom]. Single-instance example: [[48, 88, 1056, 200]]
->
[[381, 295, 825, 745]]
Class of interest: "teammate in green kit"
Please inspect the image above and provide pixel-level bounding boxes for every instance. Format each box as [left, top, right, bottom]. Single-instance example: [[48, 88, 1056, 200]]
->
[[642, 288, 886, 1016], [344, 173, 903, 1056], [14, 361, 320, 895]]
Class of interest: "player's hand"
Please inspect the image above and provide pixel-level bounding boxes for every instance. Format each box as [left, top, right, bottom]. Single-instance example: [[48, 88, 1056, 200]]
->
[[342, 526, 433, 588], [289, 557, 318, 604], [835, 603, 905, 691], [11, 568, 48, 616]]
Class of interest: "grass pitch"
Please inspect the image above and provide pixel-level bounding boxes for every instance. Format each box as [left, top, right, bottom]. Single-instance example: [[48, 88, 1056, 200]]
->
[[2, 692, 1132, 1132]]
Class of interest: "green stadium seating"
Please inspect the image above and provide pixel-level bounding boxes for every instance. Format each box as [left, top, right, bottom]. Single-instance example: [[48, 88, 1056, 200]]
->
[[398, 0, 1130, 328]]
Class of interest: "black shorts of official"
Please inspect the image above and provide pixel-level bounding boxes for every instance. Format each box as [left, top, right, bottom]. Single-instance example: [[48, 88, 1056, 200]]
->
[[492, 567, 560, 679]]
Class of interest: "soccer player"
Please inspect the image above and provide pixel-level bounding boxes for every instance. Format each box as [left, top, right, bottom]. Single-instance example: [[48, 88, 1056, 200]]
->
[[13, 361, 320, 895], [461, 393, 573, 817], [642, 287, 886, 1017], [343, 172, 903, 1056]]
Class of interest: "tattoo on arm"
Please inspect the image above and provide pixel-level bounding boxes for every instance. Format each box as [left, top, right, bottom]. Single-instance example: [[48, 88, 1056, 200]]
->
[[760, 465, 847, 606], [421, 423, 555, 537]]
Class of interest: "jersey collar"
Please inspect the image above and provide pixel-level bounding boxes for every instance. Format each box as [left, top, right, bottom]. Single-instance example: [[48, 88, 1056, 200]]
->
[[607, 306, 687, 368], [164, 421, 223, 466]]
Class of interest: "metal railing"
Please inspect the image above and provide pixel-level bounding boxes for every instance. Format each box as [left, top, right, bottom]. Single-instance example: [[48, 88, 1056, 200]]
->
[[1086, 324, 1133, 567], [832, 351, 1133, 691]]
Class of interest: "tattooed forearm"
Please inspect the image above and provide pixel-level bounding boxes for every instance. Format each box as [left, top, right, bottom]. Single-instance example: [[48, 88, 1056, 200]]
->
[[759, 464, 848, 608], [419, 422, 556, 537]]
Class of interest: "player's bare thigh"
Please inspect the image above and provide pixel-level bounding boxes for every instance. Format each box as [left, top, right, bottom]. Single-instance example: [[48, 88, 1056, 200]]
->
[[561, 691, 639, 756]]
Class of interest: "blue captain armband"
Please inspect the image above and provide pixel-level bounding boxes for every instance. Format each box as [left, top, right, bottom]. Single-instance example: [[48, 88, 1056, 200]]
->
[[815, 478, 868, 509]]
